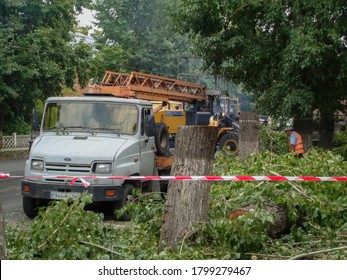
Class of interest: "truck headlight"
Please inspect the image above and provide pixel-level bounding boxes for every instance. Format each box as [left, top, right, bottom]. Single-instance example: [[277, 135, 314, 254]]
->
[[31, 159, 44, 171], [94, 163, 111, 174]]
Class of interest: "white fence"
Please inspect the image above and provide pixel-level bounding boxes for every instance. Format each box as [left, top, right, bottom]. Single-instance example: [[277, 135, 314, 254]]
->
[[1, 133, 31, 151]]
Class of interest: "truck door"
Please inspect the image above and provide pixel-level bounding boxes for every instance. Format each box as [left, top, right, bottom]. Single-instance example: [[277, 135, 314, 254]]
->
[[140, 107, 156, 175]]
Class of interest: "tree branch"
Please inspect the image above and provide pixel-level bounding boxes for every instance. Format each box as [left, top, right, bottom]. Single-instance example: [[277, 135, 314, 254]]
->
[[270, 170, 312, 200], [289, 246, 347, 260], [79, 240, 123, 256]]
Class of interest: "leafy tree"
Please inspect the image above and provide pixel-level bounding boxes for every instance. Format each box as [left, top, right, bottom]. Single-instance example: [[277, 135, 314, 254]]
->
[[91, 0, 192, 80], [174, 0, 347, 147], [0, 0, 93, 135]]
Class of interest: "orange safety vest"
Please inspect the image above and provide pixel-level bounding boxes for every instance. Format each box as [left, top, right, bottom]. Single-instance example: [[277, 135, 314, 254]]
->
[[289, 131, 304, 155]]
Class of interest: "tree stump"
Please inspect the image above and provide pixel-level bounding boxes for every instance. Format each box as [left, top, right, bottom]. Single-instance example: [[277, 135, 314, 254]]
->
[[0, 204, 7, 260], [239, 112, 260, 159], [159, 126, 218, 250]]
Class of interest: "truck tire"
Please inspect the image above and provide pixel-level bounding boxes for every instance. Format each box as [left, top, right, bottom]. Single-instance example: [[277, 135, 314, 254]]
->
[[219, 132, 239, 155], [155, 123, 170, 156], [23, 196, 39, 218], [159, 169, 171, 199], [113, 183, 134, 221]]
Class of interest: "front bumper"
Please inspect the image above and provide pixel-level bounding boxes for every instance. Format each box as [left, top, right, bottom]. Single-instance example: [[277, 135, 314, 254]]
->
[[21, 180, 123, 202]]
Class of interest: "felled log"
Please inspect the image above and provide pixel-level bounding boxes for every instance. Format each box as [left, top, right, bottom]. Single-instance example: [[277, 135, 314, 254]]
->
[[228, 202, 291, 238]]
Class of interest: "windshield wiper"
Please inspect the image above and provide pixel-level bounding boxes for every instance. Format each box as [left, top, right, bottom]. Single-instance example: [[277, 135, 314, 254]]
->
[[90, 127, 121, 135], [60, 126, 91, 131]]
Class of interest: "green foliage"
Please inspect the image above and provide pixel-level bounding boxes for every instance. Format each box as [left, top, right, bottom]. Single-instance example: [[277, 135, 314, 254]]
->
[[333, 131, 347, 160], [0, 0, 94, 133], [115, 193, 164, 237], [6, 149, 347, 260], [109, 148, 347, 259], [214, 148, 347, 225], [198, 212, 274, 259], [259, 126, 288, 154], [91, 0, 193, 79], [2, 116, 30, 135], [173, 0, 347, 121], [6, 194, 109, 259]]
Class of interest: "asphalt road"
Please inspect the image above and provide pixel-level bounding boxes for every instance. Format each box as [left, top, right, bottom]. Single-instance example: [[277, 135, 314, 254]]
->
[[0, 158, 30, 224]]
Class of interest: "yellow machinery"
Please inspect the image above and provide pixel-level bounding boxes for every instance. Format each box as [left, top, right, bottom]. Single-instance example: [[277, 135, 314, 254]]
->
[[152, 101, 185, 134], [219, 97, 240, 116], [83, 71, 239, 153], [84, 71, 208, 137], [213, 96, 240, 155]]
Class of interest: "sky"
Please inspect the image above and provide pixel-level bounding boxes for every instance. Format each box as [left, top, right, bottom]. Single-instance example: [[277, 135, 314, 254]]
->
[[77, 8, 96, 27], [76, 8, 96, 43]]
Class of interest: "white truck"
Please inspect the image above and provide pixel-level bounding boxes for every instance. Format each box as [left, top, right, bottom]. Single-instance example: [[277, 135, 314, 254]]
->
[[21, 71, 208, 219], [22, 96, 172, 218]]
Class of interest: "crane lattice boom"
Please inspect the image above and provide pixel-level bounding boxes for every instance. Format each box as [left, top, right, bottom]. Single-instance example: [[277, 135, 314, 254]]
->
[[83, 71, 206, 103]]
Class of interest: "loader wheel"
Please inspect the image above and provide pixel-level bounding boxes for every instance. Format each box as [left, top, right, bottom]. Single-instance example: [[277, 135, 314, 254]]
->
[[155, 122, 170, 156], [219, 132, 239, 155]]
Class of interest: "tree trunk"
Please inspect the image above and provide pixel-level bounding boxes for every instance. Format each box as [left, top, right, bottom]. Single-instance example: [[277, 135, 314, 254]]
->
[[238, 112, 260, 159], [0, 204, 7, 260], [318, 111, 335, 149], [159, 126, 218, 251], [0, 109, 4, 150], [293, 116, 313, 152]]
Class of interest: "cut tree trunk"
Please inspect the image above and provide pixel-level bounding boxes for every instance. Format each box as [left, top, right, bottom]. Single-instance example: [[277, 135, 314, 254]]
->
[[238, 112, 260, 159], [159, 126, 218, 251], [0, 204, 7, 260], [228, 202, 291, 238]]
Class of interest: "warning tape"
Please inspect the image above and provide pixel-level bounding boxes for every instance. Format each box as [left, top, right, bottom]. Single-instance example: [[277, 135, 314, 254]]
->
[[1, 172, 347, 182]]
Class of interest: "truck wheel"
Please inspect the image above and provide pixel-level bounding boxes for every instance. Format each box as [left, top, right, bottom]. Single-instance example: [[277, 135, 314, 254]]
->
[[23, 196, 39, 218], [159, 169, 170, 199], [155, 123, 170, 156], [113, 184, 134, 221], [219, 132, 239, 155]]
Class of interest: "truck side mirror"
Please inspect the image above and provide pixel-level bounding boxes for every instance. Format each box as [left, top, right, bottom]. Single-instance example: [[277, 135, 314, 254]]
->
[[145, 115, 155, 137], [32, 109, 40, 132]]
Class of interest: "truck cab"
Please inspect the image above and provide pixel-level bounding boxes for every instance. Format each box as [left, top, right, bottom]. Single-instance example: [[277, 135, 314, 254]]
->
[[22, 96, 167, 218]]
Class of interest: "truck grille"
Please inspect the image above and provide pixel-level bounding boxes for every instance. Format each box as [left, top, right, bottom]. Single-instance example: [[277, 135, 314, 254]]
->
[[45, 163, 91, 173], [44, 163, 91, 183]]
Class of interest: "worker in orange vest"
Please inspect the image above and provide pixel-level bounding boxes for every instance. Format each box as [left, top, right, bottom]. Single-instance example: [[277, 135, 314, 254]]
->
[[284, 127, 305, 157]]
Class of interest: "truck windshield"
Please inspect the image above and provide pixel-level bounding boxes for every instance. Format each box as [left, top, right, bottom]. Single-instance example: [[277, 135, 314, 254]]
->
[[43, 101, 138, 135]]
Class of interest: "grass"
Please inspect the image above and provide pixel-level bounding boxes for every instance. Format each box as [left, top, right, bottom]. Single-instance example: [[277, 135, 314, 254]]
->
[[0, 150, 29, 160]]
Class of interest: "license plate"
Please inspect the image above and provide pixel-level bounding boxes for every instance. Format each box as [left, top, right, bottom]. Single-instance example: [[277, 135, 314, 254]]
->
[[50, 191, 80, 200]]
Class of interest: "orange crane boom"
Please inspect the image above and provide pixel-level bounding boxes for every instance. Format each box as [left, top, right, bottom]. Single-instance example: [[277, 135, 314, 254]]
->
[[83, 71, 206, 103]]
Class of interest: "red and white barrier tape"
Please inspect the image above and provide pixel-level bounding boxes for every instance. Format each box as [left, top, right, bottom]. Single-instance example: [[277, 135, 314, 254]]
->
[[0, 172, 10, 178], [1, 172, 347, 182]]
